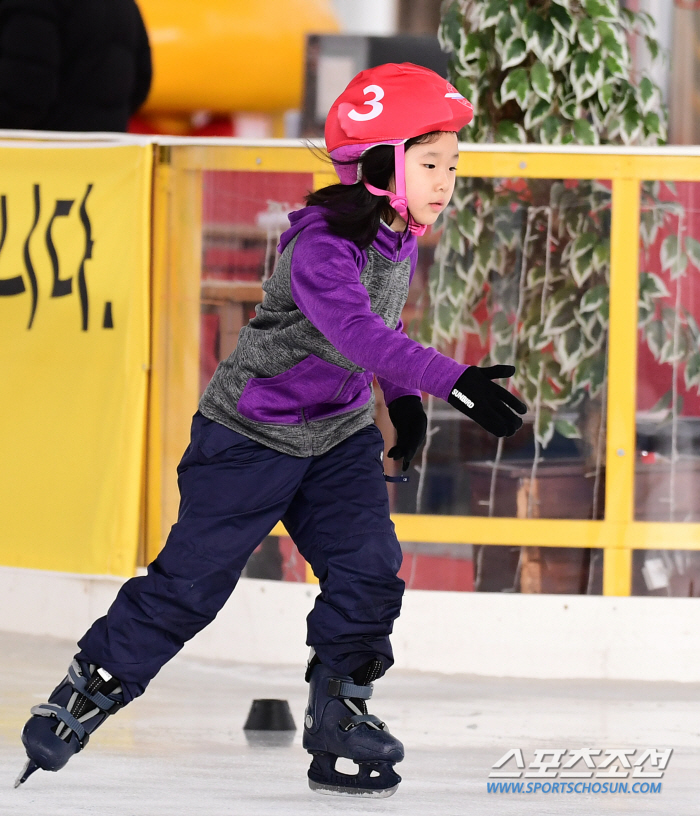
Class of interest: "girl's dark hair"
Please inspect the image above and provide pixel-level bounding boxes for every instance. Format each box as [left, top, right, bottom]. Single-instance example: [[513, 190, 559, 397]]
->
[[305, 131, 444, 249]]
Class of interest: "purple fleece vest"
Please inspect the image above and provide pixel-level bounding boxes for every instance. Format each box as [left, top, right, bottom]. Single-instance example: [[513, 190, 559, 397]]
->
[[199, 207, 465, 457]]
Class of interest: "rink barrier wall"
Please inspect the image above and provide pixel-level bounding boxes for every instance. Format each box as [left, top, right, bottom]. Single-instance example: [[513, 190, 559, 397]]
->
[[2, 133, 700, 596], [1, 566, 699, 682], [148, 138, 700, 599], [0, 139, 153, 576]]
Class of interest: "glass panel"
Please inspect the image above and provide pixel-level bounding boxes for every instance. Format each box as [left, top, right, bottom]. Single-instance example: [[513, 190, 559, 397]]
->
[[199, 169, 314, 395], [391, 177, 612, 524], [383, 175, 612, 595], [473, 545, 603, 595], [242, 537, 602, 594], [632, 549, 700, 597], [636, 180, 700, 523], [243, 536, 307, 583], [399, 542, 474, 591]]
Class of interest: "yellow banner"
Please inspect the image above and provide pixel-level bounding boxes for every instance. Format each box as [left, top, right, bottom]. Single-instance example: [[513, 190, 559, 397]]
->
[[0, 144, 153, 576]]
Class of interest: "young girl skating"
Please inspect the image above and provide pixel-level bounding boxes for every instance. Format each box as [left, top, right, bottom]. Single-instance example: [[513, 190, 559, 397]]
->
[[18, 63, 525, 798]]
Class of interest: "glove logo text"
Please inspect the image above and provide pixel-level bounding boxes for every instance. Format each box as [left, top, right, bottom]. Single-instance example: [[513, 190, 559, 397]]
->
[[450, 388, 474, 409]]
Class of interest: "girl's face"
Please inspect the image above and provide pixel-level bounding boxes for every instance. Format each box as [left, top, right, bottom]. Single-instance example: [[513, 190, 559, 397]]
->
[[389, 131, 459, 232]]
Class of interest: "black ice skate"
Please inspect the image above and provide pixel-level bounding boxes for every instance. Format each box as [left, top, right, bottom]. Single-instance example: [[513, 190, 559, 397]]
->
[[15, 659, 123, 787], [302, 652, 404, 797]]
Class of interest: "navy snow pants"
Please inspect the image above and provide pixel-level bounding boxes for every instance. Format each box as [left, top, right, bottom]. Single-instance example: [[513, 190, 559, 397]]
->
[[77, 412, 405, 702]]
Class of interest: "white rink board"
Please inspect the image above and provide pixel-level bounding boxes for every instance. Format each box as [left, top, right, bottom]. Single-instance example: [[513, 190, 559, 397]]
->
[[1, 566, 700, 682]]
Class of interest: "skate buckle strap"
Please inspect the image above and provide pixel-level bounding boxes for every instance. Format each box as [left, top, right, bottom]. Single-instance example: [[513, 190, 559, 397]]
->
[[30, 704, 88, 745], [67, 662, 121, 713], [327, 678, 373, 700], [339, 713, 385, 732]]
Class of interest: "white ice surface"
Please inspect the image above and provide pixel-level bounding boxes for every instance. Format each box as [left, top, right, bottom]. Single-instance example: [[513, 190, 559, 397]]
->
[[1, 630, 699, 816]]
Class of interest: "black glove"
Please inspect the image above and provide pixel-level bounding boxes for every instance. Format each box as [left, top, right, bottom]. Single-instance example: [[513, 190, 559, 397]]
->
[[387, 395, 428, 471], [448, 365, 526, 437]]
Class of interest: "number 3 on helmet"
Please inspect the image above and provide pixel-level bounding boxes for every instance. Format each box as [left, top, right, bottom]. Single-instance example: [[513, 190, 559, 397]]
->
[[344, 85, 385, 122]]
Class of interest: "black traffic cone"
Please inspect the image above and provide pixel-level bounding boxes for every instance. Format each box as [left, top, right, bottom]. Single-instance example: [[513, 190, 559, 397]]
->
[[243, 699, 296, 747]]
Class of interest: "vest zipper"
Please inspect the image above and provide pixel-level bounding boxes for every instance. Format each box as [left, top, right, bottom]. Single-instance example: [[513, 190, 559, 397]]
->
[[300, 407, 312, 455], [331, 370, 353, 401]]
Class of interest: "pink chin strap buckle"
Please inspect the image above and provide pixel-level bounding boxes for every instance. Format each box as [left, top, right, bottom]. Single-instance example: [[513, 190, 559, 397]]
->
[[362, 143, 428, 236]]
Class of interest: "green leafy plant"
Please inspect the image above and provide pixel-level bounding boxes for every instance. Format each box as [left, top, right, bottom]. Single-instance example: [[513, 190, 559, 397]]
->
[[440, 0, 666, 146], [413, 0, 692, 528]]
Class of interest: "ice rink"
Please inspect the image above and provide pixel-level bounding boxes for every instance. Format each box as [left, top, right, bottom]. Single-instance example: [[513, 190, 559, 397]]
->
[[1, 629, 699, 816]]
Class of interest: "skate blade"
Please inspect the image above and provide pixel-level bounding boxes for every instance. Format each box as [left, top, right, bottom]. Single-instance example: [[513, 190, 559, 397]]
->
[[308, 779, 398, 798], [14, 759, 40, 788]]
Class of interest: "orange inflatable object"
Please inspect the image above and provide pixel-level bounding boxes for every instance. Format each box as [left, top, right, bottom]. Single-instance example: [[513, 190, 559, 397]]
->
[[136, 0, 339, 114]]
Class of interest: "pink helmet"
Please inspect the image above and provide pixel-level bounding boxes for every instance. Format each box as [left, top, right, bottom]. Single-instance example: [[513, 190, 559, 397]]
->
[[325, 62, 473, 235]]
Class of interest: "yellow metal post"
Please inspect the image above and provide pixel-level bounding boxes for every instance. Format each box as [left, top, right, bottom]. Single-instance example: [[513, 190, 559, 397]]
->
[[603, 177, 641, 595], [145, 150, 170, 566], [603, 547, 633, 595], [146, 147, 203, 564]]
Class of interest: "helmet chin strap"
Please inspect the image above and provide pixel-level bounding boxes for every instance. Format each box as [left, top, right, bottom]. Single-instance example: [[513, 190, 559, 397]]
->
[[363, 143, 428, 237]]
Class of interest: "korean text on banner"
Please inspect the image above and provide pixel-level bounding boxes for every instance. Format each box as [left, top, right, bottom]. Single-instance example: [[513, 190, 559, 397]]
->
[[0, 144, 153, 576]]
